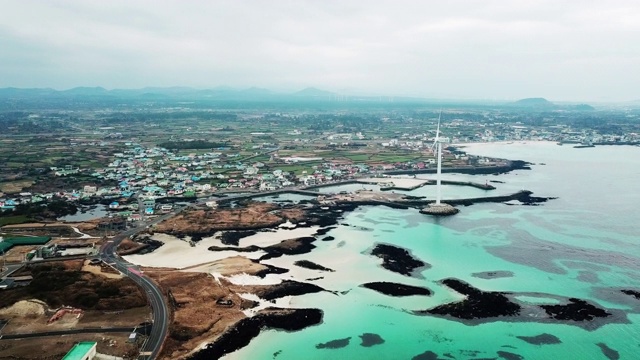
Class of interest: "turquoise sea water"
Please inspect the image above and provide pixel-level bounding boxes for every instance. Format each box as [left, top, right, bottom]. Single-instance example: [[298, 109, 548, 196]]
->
[[223, 142, 640, 360]]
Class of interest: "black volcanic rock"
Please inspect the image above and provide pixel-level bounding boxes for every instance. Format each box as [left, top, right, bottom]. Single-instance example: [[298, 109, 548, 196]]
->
[[259, 280, 325, 301], [418, 279, 520, 320], [361, 282, 431, 297], [219, 230, 257, 246], [208, 245, 261, 252], [294, 260, 334, 272], [190, 308, 322, 360], [540, 298, 610, 321], [370, 243, 429, 277], [621, 289, 640, 300], [315, 227, 336, 236], [209, 236, 317, 260], [253, 263, 289, 278], [260, 236, 317, 260]]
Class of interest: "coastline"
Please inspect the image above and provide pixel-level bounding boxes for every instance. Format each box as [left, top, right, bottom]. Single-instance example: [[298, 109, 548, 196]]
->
[[115, 158, 557, 359]]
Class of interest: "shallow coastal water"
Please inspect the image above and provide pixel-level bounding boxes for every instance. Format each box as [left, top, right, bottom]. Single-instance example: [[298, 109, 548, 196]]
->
[[222, 142, 640, 360], [59, 204, 108, 222]]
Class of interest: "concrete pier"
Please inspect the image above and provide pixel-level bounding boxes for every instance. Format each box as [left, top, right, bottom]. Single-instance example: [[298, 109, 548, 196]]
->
[[419, 203, 459, 216]]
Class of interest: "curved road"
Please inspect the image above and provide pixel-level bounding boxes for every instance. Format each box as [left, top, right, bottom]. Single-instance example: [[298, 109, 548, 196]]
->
[[93, 182, 356, 359], [99, 210, 179, 360]]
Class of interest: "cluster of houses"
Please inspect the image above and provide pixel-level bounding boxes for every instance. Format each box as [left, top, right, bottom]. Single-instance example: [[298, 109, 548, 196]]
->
[[0, 140, 505, 219]]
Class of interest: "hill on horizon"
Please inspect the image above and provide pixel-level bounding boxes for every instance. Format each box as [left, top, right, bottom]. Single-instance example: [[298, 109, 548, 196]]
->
[[512, 97, 555, 107]]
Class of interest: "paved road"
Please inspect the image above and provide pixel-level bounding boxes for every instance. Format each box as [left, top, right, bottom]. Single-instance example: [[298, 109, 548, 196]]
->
[[99, 210, 179, 360]]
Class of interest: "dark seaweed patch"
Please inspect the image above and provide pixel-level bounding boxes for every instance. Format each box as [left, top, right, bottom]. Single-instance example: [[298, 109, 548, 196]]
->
[[359, 333, 384, 347], [497, 351, 524, 360], [412, 350, 447, 360], [471, 271, 514, 279], [316, 337, 351, 349], [516, 333, 561, 345], [596, 343, 620, 360]]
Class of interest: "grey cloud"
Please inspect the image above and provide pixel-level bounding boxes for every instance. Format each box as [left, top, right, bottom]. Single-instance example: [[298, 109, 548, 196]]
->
[[0, 0, 639, 101]]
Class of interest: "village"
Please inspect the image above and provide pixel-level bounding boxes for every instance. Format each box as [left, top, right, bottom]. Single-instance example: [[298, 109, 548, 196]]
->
[[0, 137, 503, 221]]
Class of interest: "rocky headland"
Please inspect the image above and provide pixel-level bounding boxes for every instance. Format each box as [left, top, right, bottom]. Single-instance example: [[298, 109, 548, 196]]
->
[[189, 307, 323, 360]]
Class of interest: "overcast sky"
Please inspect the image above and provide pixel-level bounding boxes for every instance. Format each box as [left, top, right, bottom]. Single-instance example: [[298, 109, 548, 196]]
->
[[1, 0, 639, 101]]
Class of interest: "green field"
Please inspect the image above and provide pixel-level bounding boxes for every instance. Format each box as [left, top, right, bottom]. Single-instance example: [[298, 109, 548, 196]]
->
[[0, 215, 32, 227]]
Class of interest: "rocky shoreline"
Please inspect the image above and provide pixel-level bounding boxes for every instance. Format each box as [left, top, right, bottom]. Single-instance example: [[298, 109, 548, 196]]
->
[[294, 260, 334, 272], [361, 282, 432, 297], [189, 307, 323, 360], [416, 279, 624, 329], [419, 279, 520, 320], [127, 161, 559, 358], [370, 243, 430, 277], [254, 280, 325, 301]]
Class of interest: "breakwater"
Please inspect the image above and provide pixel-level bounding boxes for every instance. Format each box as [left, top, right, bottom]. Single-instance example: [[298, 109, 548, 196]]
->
[[401, 190, 552, 207], [382, 160, 531, 176]]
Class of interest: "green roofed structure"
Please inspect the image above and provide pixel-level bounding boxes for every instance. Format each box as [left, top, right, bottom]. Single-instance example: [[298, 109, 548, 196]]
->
[[0, 236, 51, 254], [62, 341, 97, 360]]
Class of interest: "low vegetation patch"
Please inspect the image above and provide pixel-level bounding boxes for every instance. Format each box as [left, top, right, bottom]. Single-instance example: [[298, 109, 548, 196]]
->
[[0, 261, 146, 311]]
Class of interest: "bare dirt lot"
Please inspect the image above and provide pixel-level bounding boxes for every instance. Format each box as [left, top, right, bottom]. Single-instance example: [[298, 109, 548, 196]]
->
[[160, 201, 316, 234], [0, 260, 149, 333], [1, 245, 38, 263], [0, 259, 151, 359], [0, 303, 149, 334], [154, 202, 287, 234], [144, 271, 249, 360]]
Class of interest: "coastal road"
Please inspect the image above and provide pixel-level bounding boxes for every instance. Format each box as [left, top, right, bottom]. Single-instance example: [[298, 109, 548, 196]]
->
[[99, 210, 180, 360]]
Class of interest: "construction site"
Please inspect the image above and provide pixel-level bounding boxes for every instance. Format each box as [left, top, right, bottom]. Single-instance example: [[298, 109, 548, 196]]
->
[[0, 259, 150, 359], [0, 217, 150, 359]]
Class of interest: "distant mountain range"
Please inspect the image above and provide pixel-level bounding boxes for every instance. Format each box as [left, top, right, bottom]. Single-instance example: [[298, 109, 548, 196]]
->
[[0, 86, 345, 102], [0, 87, 597, 110]]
